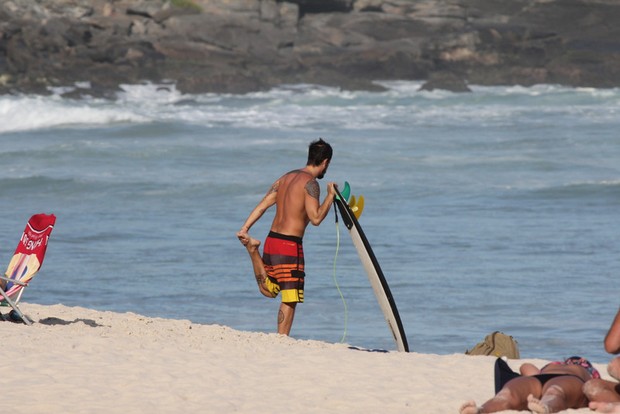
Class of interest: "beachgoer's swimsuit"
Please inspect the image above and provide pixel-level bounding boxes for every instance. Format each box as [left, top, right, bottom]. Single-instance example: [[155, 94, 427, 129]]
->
[[533, 356, 601, 386], [541, 356, 601, 379], [495, 355, 601, 392], [262, 231, 305, 303], [532, 373, 586, 386]]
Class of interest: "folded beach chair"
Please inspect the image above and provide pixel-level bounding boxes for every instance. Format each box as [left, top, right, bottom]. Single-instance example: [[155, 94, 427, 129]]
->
[[0, 213, 56, 325]]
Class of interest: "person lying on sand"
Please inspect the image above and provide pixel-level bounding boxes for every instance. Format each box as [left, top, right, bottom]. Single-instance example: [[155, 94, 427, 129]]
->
[[585, 307, 620, 413], [460, 356, 600, 414]]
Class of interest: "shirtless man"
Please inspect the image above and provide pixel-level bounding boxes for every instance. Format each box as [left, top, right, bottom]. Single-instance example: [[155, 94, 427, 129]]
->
[[585, 307, 620, 413], [237, 138, 335, 335]]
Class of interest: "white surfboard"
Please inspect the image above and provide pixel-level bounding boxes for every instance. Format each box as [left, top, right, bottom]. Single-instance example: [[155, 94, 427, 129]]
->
[[334, 187, 409, 352]]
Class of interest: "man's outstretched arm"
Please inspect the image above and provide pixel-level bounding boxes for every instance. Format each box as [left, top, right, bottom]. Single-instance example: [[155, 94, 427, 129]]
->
[[237, 182, 278, 241]]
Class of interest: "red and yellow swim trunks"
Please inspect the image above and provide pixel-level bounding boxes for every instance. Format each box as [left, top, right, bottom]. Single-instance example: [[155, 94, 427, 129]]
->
[[262, 231, 305, 303]]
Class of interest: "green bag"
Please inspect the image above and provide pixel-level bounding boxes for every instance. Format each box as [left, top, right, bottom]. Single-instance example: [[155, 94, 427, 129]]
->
[[465, 331, 520, 359]]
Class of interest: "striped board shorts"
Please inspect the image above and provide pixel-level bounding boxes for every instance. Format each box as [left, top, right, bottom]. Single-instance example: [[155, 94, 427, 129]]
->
[[262, 231, 305, 303]]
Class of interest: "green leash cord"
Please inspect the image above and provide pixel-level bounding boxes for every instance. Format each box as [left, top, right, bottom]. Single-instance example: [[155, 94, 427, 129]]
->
[[333, 202, 348, 343]]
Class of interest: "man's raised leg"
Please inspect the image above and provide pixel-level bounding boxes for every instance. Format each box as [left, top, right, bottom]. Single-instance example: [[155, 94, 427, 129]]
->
[[239, 234, 276, 298]]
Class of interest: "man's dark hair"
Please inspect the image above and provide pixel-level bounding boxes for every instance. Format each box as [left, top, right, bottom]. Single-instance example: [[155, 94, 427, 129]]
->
[[307, 138, 332, 166]]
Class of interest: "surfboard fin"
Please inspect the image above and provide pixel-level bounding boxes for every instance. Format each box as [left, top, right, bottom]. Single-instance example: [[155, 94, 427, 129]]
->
[[349, 194, 364, 219], [337, 181, 351, 202]]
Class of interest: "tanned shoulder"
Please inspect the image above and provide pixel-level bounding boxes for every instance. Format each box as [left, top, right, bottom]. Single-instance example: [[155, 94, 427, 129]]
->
[[305, 179, 320, 200]]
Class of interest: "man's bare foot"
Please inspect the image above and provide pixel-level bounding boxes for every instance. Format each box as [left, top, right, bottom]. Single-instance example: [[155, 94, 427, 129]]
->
[[590, 401, 620, 413], [236, 230, 260, 251], [245, 236, 260, 252], [459, 401, 481, 414], [527, 394, 550, 414]]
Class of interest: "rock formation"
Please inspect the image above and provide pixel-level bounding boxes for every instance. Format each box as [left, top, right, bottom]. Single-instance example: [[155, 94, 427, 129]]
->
[[1, 0, 620, 96]]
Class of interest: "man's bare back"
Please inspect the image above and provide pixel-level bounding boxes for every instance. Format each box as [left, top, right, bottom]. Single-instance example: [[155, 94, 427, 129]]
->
[[237, 161, 335, 250], [270, 169, 317, 238]]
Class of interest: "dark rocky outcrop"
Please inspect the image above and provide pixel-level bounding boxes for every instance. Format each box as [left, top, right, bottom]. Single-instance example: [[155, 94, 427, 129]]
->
[[1, 0, 620, 96]]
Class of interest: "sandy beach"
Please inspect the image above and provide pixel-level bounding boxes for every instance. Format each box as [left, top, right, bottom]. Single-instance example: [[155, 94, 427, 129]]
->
[[0, 303, 612, 414]]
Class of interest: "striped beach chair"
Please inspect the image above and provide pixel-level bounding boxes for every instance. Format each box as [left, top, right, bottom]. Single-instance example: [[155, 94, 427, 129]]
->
[[0, 214, 56, 325]]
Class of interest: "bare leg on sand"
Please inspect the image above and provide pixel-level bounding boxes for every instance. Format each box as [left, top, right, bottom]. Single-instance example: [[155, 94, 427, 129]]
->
[[527, 375, 588, 414], [459, 377, 540, 413], [584, 378, 620, 406], [278, 302, 296, 335]]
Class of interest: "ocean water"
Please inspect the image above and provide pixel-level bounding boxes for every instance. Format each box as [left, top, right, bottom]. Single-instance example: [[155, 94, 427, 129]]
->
[[0, 81, 618, 363]]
